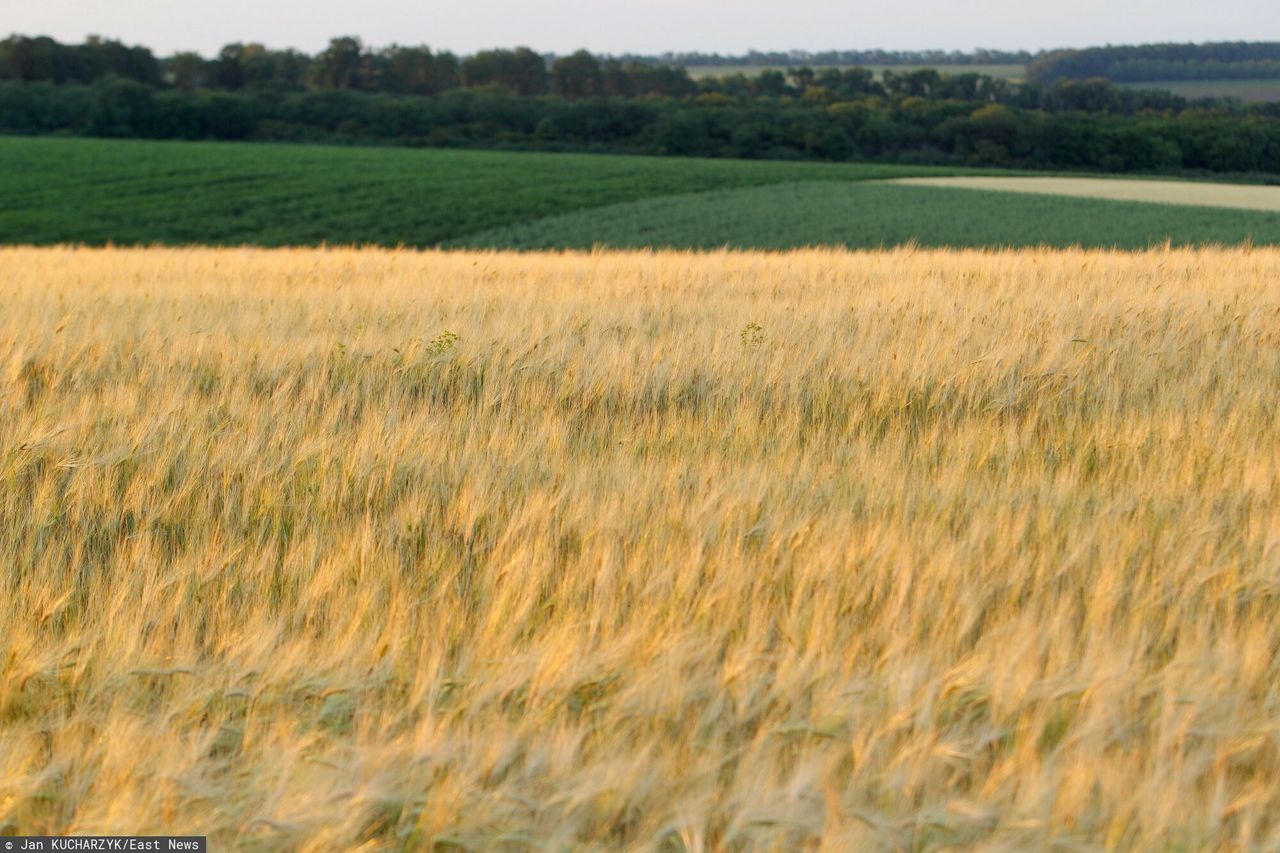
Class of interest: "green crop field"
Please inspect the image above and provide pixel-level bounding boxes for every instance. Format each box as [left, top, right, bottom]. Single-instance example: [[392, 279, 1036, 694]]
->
[[1119, 79, 1280, 103], [0, 137, 982, 247], [457, 180, 1280, 250], [684, 63, 1026, 81], [4, 136, 1279, 251]]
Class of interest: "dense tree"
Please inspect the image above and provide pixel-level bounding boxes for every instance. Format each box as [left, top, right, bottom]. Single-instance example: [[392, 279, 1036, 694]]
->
[[6, 78, 1280, 176], [618, 63, 697, 97], [207, 43, 310, 91], [751, 70, 790, 98], [1028, 42, 1280, 83], [551, 50, 604, 98], [311, 36, 366, 90], [209, 44, 247, 90], [814, 67, 882, 98], [460, 48, 547, 95], [0, 35, 160, 85], [242, 45, 310, 90], [884, 69, 942, 98], [371, 45, 459, 95], [165, 52, 206, 91]]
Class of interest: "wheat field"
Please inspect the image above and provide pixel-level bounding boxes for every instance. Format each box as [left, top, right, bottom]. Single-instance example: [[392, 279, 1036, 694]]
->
[[3, 246, 1280, 849]]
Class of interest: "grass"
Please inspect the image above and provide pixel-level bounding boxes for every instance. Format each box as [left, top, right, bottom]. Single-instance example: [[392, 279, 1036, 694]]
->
[[457, 180, 1280, 250], [0, 136, 975, 248], [4, 245, 1280, 848], [1120, 78, 1280, 103], [684, 63, 1026, 81]]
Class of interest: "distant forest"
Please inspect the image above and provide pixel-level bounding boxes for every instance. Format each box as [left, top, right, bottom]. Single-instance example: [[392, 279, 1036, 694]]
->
[[1028, 43, 1280, 83], [3, 35, 1280, 176], [5, 35, 1280, 94], [616, 49, 1037, 68]]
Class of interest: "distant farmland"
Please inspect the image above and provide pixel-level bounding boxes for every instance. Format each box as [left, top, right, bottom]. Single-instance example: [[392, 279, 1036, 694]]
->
[[684, 62, 1026, 81], [1118, 79, 1280, 103], [684, 64, 1278, 102]]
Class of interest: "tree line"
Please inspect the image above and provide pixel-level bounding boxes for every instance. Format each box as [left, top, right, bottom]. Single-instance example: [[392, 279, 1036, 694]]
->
[[9, 35, 1280, 97], [8, 34, 1280, 99], [0, 34, 1242, 114], [0, 36, 1040, 94], [1028, 42, 1280, 83], [617, 48, 1037, 68], [2, 34, 1279, 177], [4, 75, 1279, 175], [0, 35, 707, 98]]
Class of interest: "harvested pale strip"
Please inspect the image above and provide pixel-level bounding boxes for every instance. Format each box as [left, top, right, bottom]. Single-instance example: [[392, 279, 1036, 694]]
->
[[886, 175, 1280, 211]]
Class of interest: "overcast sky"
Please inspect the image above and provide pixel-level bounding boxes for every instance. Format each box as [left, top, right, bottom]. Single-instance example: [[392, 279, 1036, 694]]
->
[[2, 0, 1276, 57]]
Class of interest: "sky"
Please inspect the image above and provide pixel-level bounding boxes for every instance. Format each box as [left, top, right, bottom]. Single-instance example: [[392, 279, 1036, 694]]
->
[[1, 0, 1276, 57]]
